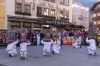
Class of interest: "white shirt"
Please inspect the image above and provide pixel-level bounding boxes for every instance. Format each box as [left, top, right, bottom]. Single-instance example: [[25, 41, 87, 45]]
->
[[20, 41, 31, 52], [41, 39, 54, 50], [6, 40, 18, 51], [86, 37, 96, 50], [53, 40, 61, 49], [37, 34, 40, 40]]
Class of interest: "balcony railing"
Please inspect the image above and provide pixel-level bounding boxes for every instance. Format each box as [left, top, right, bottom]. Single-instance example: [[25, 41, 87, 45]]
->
[[92, 16, 100, 21], [93, 8, 100, 13], [15, 11, 31, 16]]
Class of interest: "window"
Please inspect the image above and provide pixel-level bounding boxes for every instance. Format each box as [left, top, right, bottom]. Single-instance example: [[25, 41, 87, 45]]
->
[[65, 0, 69, 5], [34, 24, 41, 28], [15, 3, 22, 12], [37, 7, 42, 15], [11, 22, 20, 26], [60, 11, 64, 18], [44, 0, 49, 1], [44, 8, 49, 16], [50, 9, 55, 16], [60, 0, 69, 5], [60, 0, 64, 4], [24, 23, 31, 26], [50, 0, 55, 3], [24, 4, 31, 13], [65, 12, 69, 18]]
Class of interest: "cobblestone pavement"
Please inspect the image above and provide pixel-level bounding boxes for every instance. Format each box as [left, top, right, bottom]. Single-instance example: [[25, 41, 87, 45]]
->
[[0, 45, 100, 66]]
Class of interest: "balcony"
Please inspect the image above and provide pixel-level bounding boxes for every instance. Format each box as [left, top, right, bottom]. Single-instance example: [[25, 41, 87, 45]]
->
[[93, 8, 100, 13], [92, 16, 100, 21], [15, 11, 31, 16]]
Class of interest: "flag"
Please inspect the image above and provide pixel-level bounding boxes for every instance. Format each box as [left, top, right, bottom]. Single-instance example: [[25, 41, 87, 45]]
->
[[52, 31, 59, 39], [43, 29, 51, 40], [88, 22, 95, 38]]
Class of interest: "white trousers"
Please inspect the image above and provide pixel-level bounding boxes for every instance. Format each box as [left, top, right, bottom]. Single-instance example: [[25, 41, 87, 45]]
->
[[72, 43, 80, 48], [37, 39, 40, 46], [20, 51, 27, 58], [43, 48, 50, 55], [87, 46, 96, 55], [53, 46, 61, 54], [7, 49, 17, 57]]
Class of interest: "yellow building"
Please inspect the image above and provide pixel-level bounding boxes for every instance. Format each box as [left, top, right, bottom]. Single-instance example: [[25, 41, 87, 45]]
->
[[0, 0, 6, 30]]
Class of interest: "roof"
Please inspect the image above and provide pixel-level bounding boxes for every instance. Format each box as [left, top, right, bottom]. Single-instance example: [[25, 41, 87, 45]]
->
[[90, 1, 100, 11]]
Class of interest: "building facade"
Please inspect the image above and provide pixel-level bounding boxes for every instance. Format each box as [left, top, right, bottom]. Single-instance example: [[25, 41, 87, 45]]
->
[[6, 0, 72, 32], [0, 0, 7, 30], [90, 1, 100, 29], [72, 2, 89, 29]]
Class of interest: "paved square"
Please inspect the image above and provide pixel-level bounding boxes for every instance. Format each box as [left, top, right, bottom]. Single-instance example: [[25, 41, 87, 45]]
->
[[0, 45, 100, 66]]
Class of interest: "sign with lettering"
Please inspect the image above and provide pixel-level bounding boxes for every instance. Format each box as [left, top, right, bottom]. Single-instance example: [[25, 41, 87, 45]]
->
[[45, 20, 68, 26], [43, 29, 51, 39], [20, 28, 27, 41]]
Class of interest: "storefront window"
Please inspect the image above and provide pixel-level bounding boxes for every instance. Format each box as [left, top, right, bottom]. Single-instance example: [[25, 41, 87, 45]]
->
[[24, 4, 31, 13], [15, 3, 22, 12], [11, 22, 20, 26], [24, 23, 31, 27], [43, 25, 50, 27], [44, 8, 49, 16], [50, 9, 55, 16], [34, 24, 41, 28], [37, 7, 42, 15]]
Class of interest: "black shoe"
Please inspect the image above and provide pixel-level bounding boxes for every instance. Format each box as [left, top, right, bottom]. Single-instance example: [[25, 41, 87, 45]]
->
[[80, 46, 81, 48], [52, 51, 54, 54], [94, 52, 97, 56], [61, 46, 62, 49], [23, 57, 26, 60], [9, 54, 12, 57], [21, 56, 26, 60], [88, 54, 92, 55], [47, 52, 50, 57]]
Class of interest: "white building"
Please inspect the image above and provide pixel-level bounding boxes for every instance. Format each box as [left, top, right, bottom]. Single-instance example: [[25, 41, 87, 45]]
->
[[72, 2, 89, 29], [6, 0, 72, 31]]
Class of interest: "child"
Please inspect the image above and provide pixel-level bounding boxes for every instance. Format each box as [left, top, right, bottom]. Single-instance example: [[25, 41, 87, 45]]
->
[[86, 37, 96, 55], [72, 37, 80, 48], [6, 39, 19, 57], [20, 40, 31, 60], [52, 38, 61, 54], [41, 39, 54, 57]]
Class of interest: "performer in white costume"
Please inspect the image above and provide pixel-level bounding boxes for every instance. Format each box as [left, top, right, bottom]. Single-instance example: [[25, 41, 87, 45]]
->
[[86, 37, 96, 55], [6, 40, 19, 57], [20, 40, 31, 60], [41, 39, 54, 57], [37, 32, 40, 46], [52, 38, 61, 54], [72, 37, 80, 48]]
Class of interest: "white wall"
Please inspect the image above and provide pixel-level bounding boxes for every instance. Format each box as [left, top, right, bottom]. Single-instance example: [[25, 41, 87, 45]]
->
[[72, 3, 89, 28], [7, 0, 72, 22]]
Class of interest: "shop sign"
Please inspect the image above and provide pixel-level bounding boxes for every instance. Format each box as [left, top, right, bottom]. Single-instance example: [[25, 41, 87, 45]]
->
[[45, 20, 68, 26]]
